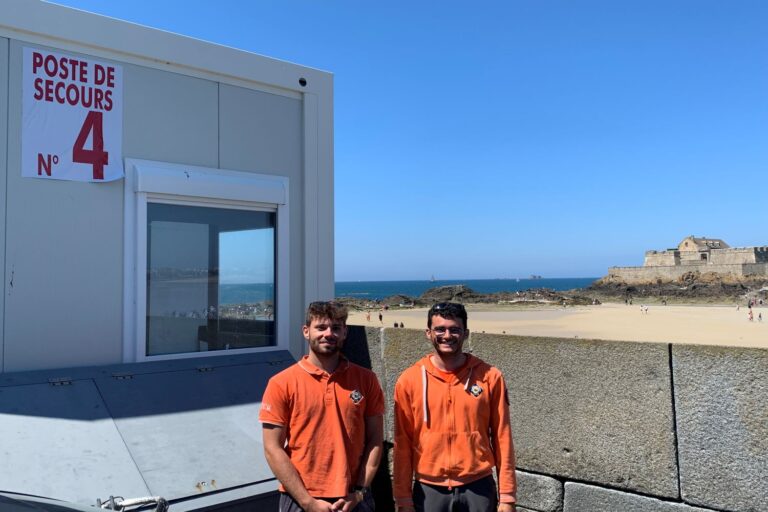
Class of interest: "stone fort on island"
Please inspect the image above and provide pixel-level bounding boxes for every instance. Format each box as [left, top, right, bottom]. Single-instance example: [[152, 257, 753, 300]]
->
[[606, 236, 768, 284]]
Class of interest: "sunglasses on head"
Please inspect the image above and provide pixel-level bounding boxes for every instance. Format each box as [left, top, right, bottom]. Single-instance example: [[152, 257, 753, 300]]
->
[[430, 302, 466, 313]]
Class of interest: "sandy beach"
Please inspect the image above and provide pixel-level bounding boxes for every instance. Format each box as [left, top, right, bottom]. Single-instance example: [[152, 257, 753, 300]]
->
[[348, 303, 768, 348]]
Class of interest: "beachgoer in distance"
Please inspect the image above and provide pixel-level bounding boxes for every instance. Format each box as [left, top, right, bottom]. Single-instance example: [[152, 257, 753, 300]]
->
[[260, 301, 385, 511], [379, 312, 383, 324], [393, 302, 517, 511]]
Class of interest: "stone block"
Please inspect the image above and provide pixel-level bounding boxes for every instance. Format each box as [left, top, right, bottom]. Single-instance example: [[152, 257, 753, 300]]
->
[[381, 327, 433, 441], [564, 482, 714, 512], [673, 345, 768, 512], [470, 334, 678, 498], [516, 470, 563, 512], [344, 325, 388, 431]]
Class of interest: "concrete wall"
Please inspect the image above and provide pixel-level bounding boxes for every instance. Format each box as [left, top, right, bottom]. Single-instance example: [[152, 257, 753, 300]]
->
[[0, 37, 7, 373], [344, 327, 768, 512]]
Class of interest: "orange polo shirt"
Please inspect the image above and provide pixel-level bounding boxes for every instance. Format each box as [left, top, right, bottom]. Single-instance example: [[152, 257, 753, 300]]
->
[[260, 356, 385, 497]]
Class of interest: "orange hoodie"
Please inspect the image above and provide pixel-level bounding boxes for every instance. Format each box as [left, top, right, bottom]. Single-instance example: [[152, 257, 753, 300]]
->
[[393, 354, 516, 507]]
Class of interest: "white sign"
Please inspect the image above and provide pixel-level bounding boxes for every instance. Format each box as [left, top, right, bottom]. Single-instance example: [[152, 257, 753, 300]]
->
[[22, 47, 123, 182]]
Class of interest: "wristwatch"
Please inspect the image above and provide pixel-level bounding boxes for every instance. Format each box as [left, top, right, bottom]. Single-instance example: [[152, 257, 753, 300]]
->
[[353, 485, 371, 501]]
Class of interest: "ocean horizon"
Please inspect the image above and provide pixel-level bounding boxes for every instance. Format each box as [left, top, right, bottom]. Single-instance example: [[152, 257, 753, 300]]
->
[[218, 278, 598, 305], [334, 277, 598, 301]]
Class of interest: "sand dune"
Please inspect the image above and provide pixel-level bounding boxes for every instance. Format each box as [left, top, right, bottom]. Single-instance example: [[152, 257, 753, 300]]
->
[[348, 303, 767, 348]]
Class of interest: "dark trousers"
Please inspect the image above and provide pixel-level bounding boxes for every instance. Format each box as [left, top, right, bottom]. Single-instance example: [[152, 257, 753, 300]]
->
[[413, 475, 497, 512], [279, 492, 375, 512]]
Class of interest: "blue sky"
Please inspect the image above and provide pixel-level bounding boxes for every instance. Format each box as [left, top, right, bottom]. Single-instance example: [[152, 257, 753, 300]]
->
[[53, 1, 768, 280]]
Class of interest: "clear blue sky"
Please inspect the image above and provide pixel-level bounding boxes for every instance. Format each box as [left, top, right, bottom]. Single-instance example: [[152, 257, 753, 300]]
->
[[53, 1, 768, 281]]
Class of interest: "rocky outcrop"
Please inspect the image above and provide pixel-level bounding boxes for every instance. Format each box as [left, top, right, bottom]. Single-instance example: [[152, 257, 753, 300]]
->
[[589, 271, 766, 301], [337, 285, 599, 310]]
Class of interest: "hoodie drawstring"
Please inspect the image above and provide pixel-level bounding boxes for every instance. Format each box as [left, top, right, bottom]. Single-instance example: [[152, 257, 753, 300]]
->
[[421, 365, 429, 424], [464, 367, 474, 391], [422, 363, 475, 424]]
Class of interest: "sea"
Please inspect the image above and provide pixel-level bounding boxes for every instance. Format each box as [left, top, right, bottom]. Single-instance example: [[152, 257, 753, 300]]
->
[[336, 278, 597, 301], [218, 278, 597, 305]]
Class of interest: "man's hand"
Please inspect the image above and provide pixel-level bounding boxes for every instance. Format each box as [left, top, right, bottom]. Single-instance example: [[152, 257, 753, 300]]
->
[[497, 503, 516, 512], [334, 492, 361, 512], [303, 498, 341, 512]]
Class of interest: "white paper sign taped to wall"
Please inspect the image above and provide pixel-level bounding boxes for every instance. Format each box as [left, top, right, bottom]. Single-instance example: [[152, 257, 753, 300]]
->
[[22, 47, 123, 182]]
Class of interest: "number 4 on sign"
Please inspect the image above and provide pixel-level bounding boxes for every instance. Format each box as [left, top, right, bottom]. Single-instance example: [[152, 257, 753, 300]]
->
[[73, 110, 109, 180]]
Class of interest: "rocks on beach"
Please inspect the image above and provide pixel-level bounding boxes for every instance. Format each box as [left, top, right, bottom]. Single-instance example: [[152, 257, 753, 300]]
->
[[336, 285, 599, 311], [588, 271, 768, 302], [336, 272, 768, 311]]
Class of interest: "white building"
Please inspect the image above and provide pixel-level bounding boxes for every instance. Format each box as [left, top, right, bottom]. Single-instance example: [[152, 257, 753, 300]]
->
[[0, 1, 334, 509]]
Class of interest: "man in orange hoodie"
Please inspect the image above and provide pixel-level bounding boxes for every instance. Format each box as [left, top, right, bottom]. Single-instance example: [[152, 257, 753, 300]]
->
[[393, 302, 516, 512]]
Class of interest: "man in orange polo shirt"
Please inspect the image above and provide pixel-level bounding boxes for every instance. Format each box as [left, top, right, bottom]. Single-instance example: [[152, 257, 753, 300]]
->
[[261, 301, 385, 511], [393, 302, 517, 512]]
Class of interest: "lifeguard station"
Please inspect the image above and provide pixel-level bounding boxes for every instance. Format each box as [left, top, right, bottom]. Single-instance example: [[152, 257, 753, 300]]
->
[[0, 1, 333, 509]]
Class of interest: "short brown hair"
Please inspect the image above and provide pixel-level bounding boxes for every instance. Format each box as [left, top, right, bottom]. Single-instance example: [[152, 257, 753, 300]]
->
[[427, 302, 468, 329], [305, 301, 348, 326]]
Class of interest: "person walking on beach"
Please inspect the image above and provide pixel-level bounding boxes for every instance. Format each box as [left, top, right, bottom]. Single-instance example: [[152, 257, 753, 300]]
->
[[393, 302, 517, 512], [260, 301, 385, 511]]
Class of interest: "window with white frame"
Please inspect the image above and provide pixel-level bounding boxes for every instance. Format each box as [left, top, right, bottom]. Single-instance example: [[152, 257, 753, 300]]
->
[[124, 159, 289, 362]]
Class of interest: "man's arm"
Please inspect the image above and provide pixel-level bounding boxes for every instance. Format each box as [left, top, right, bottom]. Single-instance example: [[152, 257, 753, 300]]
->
[[489, 373, 517, 511], [393, 379, 416, 511], [334, 413, 385, 512], [357, 413, 384, 487], [262, 423, 337, 512]]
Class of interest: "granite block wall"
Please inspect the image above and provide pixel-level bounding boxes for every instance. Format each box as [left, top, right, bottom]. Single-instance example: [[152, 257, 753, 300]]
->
[[344, 326, 768, 512]]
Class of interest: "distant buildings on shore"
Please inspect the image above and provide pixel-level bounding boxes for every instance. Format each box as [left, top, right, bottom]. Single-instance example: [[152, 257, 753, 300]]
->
[[606, 236, 768, 284]]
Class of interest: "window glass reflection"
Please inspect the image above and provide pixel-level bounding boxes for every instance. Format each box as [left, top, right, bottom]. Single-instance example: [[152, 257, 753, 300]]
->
[[146, 203, 276, 356]]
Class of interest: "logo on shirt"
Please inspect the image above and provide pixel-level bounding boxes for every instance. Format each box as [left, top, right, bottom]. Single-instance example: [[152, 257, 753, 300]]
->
[[350, 390, 364, 404], [469, 384, 483, 397]]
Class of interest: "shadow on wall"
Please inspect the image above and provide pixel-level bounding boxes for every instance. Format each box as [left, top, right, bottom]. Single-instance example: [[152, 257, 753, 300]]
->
[[343, 326, 395, 512]]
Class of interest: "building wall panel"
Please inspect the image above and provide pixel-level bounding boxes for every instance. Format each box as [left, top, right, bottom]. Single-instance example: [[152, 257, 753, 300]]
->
[[0, 37, 8, 372], [123, 64, 219, 167], [219, 84, 306, 357], [4, 41, 124, 371]]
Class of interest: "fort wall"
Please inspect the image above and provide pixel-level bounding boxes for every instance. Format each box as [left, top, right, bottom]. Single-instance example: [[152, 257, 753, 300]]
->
[[606, 263, 768, 283], [343, 327, 768, 512], [710, 247, 760, 265], [637, 246, 768, 276], [643, 251, 678, 267]]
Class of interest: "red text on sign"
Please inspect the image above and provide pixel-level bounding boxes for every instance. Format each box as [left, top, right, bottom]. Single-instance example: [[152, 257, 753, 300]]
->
[[32, 51, 88, 82], [33, 78, 113, 111], [94, 64, 115, 87], [37, 153, 59, 176], [73, 111, 109, 180]]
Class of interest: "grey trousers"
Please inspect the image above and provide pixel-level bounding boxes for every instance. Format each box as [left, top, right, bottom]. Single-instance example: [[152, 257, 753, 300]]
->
[[412, 475, 498, 512], [278, 492, 375, 512]]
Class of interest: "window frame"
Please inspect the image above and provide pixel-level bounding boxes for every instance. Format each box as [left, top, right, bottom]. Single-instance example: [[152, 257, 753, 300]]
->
[[124, 158, 289, 363]]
